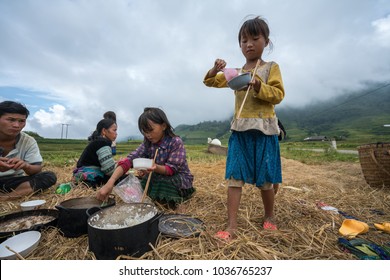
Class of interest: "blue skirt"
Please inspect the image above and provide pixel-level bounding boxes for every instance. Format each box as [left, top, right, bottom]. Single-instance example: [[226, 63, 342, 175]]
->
[[225, 130, 282, 187]]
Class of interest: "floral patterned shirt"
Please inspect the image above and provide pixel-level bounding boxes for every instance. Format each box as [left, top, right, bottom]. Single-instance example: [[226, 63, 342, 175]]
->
[[118, 136, 193, 190]]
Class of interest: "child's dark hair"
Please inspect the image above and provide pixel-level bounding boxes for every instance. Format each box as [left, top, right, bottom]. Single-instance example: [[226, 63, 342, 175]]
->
[[138, 107, 176, 138], [89, 118, 116, 141], [238, 16, 273, 50], [0, 101, 30, 118], [103, 111, 116, 122]]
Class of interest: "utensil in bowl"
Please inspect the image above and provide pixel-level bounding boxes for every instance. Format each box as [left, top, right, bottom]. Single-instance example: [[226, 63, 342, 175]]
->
[[141, 149, 159, 203], [20, 199, 46, 211], [0, 231, 41, 260]]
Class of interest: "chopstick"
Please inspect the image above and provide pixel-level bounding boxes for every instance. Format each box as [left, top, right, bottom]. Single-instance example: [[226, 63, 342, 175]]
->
[[141, 148, 159, 203], [236, 59, 261, 120], [6, 245, 25, 260]]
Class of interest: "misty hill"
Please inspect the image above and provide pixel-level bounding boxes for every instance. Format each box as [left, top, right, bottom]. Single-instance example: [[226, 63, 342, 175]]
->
[[175, 82, 390, 144]]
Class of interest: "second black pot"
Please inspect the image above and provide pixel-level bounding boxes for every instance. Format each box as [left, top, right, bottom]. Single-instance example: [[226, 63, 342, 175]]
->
[[55, 196, 115, 238]]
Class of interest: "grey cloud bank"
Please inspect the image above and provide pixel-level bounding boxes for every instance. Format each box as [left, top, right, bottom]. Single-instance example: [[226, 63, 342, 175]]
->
[[0, 0, 389, 139]]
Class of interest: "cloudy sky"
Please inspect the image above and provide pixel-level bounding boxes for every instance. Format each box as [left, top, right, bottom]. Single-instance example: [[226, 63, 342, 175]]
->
[[0, 0, 389, 139]]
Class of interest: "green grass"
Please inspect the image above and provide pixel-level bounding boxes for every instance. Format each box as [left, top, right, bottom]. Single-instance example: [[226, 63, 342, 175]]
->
[[280, 146, 359, 165], [38, 139, 364, 167]]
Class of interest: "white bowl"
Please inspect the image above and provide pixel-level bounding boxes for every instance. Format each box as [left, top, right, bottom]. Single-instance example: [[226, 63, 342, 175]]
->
[[133, 158, 153, 170], [0, 231, 41, 259], [227, 72, 251, 90], [20, 200, 46, 211], [210, 139, 222, 146]]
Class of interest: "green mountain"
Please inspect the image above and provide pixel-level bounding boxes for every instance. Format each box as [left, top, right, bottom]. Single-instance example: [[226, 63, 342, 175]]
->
[[175, 82, 390, 145]]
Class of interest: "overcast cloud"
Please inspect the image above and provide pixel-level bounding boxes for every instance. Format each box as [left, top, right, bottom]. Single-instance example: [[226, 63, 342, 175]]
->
[[0, 0, 389, 139]]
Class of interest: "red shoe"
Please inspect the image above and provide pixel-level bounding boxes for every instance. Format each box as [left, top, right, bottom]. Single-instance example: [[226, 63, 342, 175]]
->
[[263, 221, 277, 230], [215, 231, 233, 242]]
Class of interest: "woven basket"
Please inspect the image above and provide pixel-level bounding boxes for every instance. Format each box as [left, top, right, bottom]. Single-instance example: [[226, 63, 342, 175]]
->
[[358, 142, 390, 187]]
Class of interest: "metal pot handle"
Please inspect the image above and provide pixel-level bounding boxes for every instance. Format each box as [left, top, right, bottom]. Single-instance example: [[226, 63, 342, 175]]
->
[[147, 212, 164, 231], [86, 206, 102, 217], [30, 223, 45, 231], [55, 205, 69, 212]]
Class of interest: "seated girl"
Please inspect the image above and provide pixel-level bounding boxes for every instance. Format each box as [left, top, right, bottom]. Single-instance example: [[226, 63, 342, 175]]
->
[[96, 107, 195, 209]]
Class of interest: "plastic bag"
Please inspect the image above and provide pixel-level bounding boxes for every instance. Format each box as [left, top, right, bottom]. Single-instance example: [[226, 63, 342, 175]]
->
[[113, 174, 144, 203]]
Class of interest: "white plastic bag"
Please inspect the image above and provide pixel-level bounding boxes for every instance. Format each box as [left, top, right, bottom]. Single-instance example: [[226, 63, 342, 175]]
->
[[113, 174, 144, 203]]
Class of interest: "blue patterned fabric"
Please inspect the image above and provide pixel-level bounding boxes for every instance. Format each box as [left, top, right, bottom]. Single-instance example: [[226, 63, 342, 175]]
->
[[225, 130, 282, 187]]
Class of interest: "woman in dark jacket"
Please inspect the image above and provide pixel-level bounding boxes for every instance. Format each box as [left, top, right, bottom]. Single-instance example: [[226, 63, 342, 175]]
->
[[72, 118, 117, 188]]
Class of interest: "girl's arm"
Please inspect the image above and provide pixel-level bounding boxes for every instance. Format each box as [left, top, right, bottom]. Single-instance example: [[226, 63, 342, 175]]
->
[[97, 146, 116, 176], [96, 165, 125, 201], [253, 63, 285, 104]]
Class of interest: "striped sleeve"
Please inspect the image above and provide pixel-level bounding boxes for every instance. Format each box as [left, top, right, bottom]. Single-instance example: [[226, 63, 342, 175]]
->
[[96, 146, 116, 175]]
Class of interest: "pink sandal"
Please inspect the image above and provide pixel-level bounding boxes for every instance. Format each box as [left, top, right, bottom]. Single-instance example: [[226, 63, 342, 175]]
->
[[263, 221, 278, 230], [215, 230, 234, 242]]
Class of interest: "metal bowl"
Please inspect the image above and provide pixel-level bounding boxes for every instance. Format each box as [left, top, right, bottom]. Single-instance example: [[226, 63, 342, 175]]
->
[[227, 72, 251, 90]]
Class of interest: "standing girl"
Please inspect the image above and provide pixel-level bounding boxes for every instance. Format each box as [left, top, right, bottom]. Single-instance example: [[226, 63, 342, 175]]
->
[[203, 16, 285, 240]]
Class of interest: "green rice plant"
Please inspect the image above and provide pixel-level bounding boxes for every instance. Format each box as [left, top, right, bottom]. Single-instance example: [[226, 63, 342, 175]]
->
[[281, 144, 359, 164]]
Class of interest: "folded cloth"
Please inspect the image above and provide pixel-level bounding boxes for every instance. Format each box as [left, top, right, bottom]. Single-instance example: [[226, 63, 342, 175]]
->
[[338, 238, 390, 260]]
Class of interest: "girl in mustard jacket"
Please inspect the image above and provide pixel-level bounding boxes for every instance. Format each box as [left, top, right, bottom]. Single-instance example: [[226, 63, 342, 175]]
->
[[204, 16, 285, 241]]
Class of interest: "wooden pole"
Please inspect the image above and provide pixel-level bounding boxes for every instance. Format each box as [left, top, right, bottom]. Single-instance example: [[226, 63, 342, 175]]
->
[[236, 59, 261, 119], [141, 148, 159, 203]]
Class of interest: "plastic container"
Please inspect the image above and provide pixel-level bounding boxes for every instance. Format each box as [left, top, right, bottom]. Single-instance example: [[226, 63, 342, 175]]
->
[[56, 183, 72, 194]]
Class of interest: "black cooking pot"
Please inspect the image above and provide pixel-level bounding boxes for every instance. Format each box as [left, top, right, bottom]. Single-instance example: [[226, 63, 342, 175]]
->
[[0, 209, 59, 242], [55, 195, 115, 238], [87, 203, 162, 260]]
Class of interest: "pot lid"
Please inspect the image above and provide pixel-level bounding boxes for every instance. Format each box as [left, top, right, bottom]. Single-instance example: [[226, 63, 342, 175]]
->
[[158, 214, 204, 238]]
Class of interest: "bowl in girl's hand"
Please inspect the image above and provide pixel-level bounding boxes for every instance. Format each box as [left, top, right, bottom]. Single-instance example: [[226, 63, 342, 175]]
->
[[227, 72, 251, 90], [133, 158, 153, 170]]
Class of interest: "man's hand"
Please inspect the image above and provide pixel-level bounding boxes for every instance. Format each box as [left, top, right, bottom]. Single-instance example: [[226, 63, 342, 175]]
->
[[0, 157, 15, 172], [4, 157, 27, 171]]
